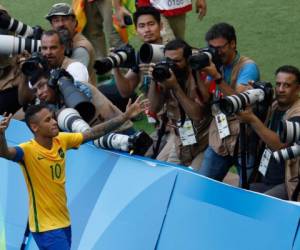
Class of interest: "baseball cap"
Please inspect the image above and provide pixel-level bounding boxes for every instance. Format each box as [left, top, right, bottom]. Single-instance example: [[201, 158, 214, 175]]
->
[[45, 3, 75, 21], [0, 4, 8, 12]]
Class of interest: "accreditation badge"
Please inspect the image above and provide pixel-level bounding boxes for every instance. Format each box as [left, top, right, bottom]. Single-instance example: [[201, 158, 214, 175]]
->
[[178, 119, 197, 146]]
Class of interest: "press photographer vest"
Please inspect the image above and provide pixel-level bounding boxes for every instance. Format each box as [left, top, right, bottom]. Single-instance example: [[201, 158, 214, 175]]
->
[[163, 71, 211, 165], [271, 99, 300, 201], [209, 55, 255, 156], [72, 32, 97, 86], [0, 55, 26, 91]]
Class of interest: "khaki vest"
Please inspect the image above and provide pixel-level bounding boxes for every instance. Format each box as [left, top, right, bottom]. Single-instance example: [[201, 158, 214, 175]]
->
[[164, 72, 211, 165], [0, 56, 26, 91], [72, 33, 97, 86], [209, 56, 255, 156], [271, 99, 300, 201]]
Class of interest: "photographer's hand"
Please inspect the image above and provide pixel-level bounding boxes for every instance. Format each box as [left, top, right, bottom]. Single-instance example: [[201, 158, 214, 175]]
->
[[139, 63, 155, 76], [202, 61, 221, 80], [236, 108, 286, 151], [115, 5, 131, 27], [236, 108, 255, 124], [159, 69, 178, 90]]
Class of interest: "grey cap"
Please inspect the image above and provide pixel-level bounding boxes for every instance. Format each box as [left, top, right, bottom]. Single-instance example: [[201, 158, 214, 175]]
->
[[45, 3, 75, 21]]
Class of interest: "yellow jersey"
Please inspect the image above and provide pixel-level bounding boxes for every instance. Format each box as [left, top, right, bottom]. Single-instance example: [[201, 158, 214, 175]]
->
[[15, 132, 83, 232]]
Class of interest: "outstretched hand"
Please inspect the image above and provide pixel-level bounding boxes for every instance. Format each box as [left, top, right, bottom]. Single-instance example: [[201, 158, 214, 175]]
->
[[0, 113, 13, 134], [125, 94, 147, 119]]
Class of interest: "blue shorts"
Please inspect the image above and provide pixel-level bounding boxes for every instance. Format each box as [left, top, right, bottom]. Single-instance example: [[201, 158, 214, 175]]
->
[[32, 226, 71, 250]]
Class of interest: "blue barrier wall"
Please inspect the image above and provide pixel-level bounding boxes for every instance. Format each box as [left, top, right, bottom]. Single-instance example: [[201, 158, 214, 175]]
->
[[1, 118, 300, 250]]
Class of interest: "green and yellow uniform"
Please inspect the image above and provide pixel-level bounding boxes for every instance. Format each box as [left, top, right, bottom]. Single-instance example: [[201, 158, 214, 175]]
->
[[14, 132, 83, 232]]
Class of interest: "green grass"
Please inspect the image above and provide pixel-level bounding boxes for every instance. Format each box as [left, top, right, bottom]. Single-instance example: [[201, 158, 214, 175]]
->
[[3, 0, 299, 80], [2, 0, 300, 132]]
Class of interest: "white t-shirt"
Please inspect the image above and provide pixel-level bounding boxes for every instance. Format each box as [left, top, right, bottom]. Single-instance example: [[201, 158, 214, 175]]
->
[[66, 61, 89, 83]]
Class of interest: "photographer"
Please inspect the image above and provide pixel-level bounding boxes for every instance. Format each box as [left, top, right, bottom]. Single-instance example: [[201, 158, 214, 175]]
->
[[237, 65, 300, 200], [147, 38, 211, 167], [18, 30, 89, 106], [0, 5, 27, 115], [45, 3, 97, 86], [113, 6, 164, 98], [19, 29, 134, 132], [26, 67, 134, 133], [198, 22, 260, 182]]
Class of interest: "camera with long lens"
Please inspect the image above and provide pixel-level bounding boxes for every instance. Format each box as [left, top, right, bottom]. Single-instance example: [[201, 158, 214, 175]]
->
[[188, 47, 221, 71], [218, 81, 274, 115], [0, 10, 43, 38], [57, 108, 91, 133], [273, 142, 300, 163], [94, 44, 136, 75], [94, 130, 153, 156], [57, 108, 153, 155], [152, 58, 178, 82], [21, 52, 48, 76], [0, 35, 41, 56], [49, 68, 96, 122], [139, 43, 165, 63], [278, 120, 300, 144]]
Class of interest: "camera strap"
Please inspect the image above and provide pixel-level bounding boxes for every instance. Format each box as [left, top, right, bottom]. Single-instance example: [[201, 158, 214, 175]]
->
[[151, 112, 168, 159]]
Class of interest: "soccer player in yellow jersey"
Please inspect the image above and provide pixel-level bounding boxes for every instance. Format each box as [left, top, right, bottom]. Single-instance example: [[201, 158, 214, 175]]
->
[[0, 97, 144, 249]]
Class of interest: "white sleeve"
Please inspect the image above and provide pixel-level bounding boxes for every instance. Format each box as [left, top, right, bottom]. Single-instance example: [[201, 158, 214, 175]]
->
[[66, 62, 89, 82]]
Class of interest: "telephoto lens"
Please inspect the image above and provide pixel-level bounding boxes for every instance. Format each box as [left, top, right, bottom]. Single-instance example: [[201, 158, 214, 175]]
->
[[49, 69, 96, 122], [219, 88, 265, 115], [139, 43, 165, 64], [94, 44, 136, 75], [57, 108, 91, 133], [0, 11, 35, 37], [279, 120, 300, 143], [93, 130, 153, 155], [0, 35, 40, 55], [273, 142, 300, 163], [94, 133, 131, 152], [218, 81, 273, 115]]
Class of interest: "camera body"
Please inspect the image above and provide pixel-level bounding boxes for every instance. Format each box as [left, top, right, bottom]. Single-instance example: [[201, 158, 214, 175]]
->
[[152, 57, 178, 82], [188, 47, 221, 71], [219, 81, 274, 115], [94, 44, 136, 75], [22, 52, 48, 76]]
